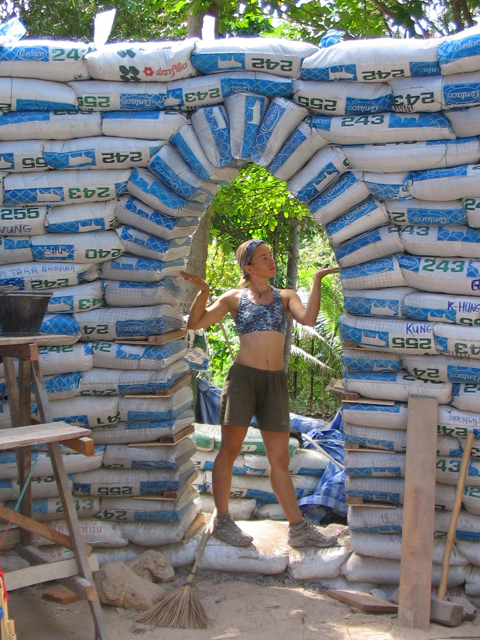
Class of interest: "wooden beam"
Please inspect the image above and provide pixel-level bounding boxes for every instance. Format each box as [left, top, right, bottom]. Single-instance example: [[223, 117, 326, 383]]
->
[[0, 335, 76, 347], [0, 423, 91, 450], [326, 589, 398, 613], [42, 585, 81, 605], [397, 397, 438, 631], [60, 576, 97, 602], [0, 343, 38, 361], [4, 554, 99, 591], [59, 436, 94, 457]]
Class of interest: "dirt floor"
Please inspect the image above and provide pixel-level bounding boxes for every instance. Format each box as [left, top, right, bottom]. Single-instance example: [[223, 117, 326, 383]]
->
[[8, 570, 480, 640]]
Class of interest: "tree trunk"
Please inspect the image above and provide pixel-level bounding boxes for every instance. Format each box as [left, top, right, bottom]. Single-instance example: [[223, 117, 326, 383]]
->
[[451, 0, 464, 31], [182, 208, 211, 314], [187, 1, 219, 38], [283, 218, 301, 371]]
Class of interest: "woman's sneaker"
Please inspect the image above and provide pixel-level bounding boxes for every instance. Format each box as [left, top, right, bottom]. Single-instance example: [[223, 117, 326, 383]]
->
[[288, 518, 337, 548], [212, 514, 254, 547]]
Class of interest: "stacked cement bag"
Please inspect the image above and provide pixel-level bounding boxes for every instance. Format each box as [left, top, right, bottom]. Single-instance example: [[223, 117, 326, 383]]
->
[[192, 423, 329, 520]]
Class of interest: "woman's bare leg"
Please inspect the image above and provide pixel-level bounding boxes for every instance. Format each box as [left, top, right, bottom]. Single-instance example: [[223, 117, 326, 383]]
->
[[261, 430, 302, 524], [212, 425, 248, 515]]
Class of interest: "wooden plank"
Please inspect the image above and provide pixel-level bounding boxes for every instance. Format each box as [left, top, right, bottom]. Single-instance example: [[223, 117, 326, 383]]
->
[[42, 585, 81, 605], [0, 423, 91, 450], [345, 443, 360, 450], [342, 398, 396, 406], [346, 500, 397, 509], [0, 343, 38, 360], [17, 357, 32, 546], [0, 506, 92, 554], [124, 374, 191, 399], [0, 335, 77, 347], [132, 471, 198, 501], [115, 328, 186, 346], [60, 576, 97, 602], [129, 424, 195, 447], [325, 589, 398, 613], [3, 356, 20, 428], [4, 554, 99, 591], [59, 436, 94, 457], [397, 397, 438, 631]]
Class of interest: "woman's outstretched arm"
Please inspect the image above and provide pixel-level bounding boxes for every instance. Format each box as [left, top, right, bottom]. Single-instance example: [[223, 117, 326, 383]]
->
[[285, 267, 340, 326], [181, 271, 235, 330]]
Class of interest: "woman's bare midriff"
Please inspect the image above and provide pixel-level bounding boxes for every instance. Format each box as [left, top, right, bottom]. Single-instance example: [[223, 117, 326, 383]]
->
[[235, 330, 286, 370]]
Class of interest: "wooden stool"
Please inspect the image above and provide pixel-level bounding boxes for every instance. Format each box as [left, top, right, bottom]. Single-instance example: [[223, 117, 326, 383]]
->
[[0, 336, 108, 640]]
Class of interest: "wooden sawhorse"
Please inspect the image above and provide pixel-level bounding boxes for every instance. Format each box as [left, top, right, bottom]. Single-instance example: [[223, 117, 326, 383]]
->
[[0, 336, 108, 640]]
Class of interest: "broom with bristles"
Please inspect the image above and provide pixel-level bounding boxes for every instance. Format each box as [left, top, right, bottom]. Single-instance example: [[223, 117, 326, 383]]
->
[[135, 509, 216, 629]]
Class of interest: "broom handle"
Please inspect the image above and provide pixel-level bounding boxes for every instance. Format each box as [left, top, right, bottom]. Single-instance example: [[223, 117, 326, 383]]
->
[[185, 509, 216, 586], [437, 432, 474, 601]]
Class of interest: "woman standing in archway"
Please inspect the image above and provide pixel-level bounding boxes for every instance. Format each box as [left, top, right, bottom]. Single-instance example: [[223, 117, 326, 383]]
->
[[181, 239, 339, 548]]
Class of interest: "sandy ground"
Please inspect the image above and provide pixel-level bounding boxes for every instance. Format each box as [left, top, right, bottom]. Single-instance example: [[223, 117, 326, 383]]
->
[[8, 570, 480, 640]]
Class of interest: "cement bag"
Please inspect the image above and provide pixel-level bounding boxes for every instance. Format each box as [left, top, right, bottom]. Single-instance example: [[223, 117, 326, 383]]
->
[[31, 231, 123, 263], [0, 261, 90, 291], [436, 509, 480, 541], [103, 278, 182, 308], [192, 424, 219, 451], [165, 74, 229, 109], [343, 371, 453, 403], [78, 361, 189, 396], [213, 426, 299, 456], [121, 501, 200, 547], [385, 198, 465, 226], [249, 97, 308, 167], [118, 386, 193, 422], [340, 255, 407, 291], [69, 80, 167, 111], [310, 113, 455, 146], [127, 168, 205, 218], [3, 169, 130, 206], [199, 470, 315, 502], [49, 396, 119, 427], [341, 348, 402, 373], [0, 450, 103, 480], [308, 171, 370, 225], [287, 146, 348, 202], [190, 105, 232, 167], [44, 137, 162, 171], [433, 323, 480, 359], [397, 254, 480, 297], [101, 111, 187, 140], [446, 105, 480, 138], [103, 438, 195, 470], [36, 342, 93, 375], [47, 281, 104, 314], [0, 111, 100, 141], [288, 539, 352, 581], [42, 371, 81, 399], [453, 383, 480, 411], [90, 411, 194, 445], [341, 401, 408, 430], [0, 476, 69, 501], [400, 225, 480, 259], [148, 144, 218, 203], [439, 24, 480, 75], [224, 92, 269, 161], [193, 450, 243, 474], [345, 451, 405, 478], [0, 77, 77, 112], [0, 204, 47, 236], [407, 164, 480, 201], [192, 37, 317, 78], [96, 487, 198, 523], [389, 76, 443, 112], [325, 197, 388, 246], [342, 553, 469, 587], [346, 478, 456, 510], [403, 354, 480, 383], [114, 195, 198, 241], [0, 40, 90, 82], [437, 405, 480, 438], [48, 519, 128, 548], [38, 314, 80, 338], [342, 138, 480, 174], [75, 305, 183, 341], [343, 287, 414, 319], [45, 201, 117, 234], [255, 503, 286, 520], [199, 520, 290, 575], [340, 312, 436, 354], [350, 531, 465, 565], [301, 38, 441, 82], [3, 497, 100, 523], [115, 225, 190, 261], [465, 197, 480, 227], [344, 424, 407, 452], [436, 456, 480, 487], [92, 339, 186, 370], [361, 171, 410, 200], [267, 119, 329, 182], [334, 225, 403, 269], [85, 40, 197, 82], [170, 123, 240, 184], [0, 140, 47, 173], [0, 237, 32, 264], [466, 567, 480, 595], [243, 449, 328, 477], [456, 540, 480, 565], [199, 494, 256, 520], [100, 255, 184, 283], [293, 79, 392, 115], [462, 486, 480, 515]]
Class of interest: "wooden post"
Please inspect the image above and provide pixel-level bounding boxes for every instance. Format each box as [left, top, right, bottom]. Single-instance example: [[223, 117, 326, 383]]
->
[[397, 396, 438, 630]]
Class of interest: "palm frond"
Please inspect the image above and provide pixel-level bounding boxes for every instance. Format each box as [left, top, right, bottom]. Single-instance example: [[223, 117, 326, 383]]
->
[[290, 344, 337, 372]]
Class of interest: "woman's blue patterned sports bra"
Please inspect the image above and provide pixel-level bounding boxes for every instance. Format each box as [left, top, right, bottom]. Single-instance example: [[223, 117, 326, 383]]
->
[[235, 286, 288, 336]]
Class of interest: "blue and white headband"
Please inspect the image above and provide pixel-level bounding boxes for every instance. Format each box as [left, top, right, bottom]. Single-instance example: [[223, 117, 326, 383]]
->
[[240, 239, 266, 277]]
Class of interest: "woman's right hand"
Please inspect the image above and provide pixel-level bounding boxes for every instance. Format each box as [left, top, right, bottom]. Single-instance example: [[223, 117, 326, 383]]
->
[[180, 271, 210, 293]]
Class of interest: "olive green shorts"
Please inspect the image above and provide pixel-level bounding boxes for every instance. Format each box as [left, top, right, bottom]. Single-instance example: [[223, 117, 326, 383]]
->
[[219, 361, 290, 432]]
